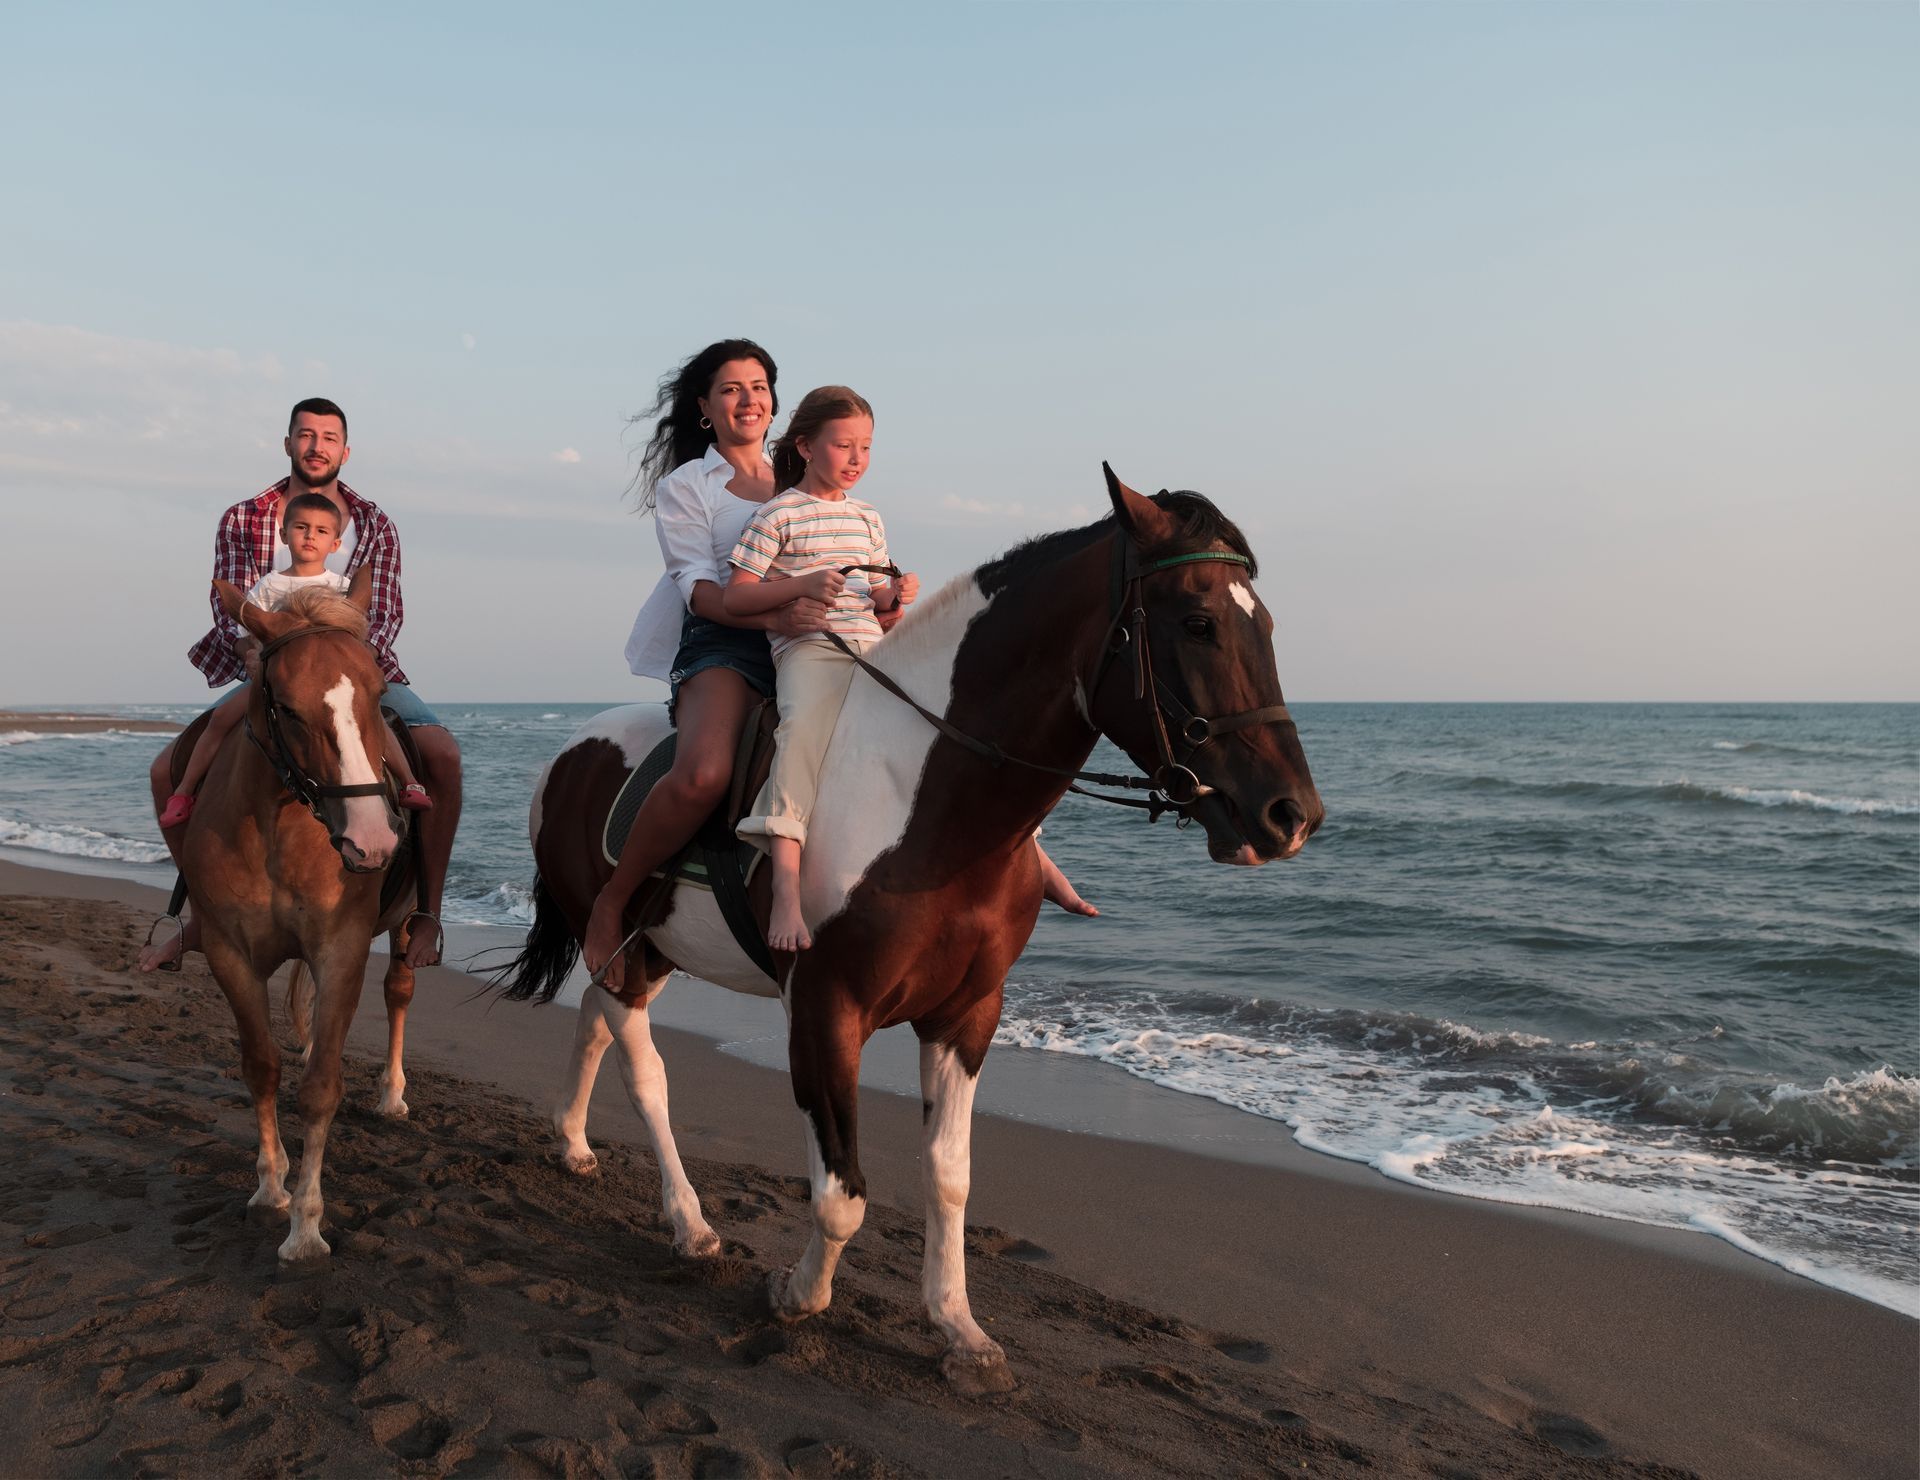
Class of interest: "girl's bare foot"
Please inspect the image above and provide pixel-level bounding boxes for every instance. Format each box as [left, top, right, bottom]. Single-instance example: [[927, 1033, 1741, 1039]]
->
[[1038, 852, 1098, 917], [768, 893, 812, 953], [583, 891, 629, 991], [402, 911, 443, 969]]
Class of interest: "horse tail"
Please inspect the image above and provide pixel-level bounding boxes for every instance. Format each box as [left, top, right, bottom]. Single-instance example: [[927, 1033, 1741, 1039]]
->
[[488, 873, 580, 1005], [287, 960, 314, 1049]]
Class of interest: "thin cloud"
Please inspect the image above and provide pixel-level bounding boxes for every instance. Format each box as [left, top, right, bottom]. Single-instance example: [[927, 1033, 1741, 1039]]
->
[[552, 447, 582, 464], [461, 332, 477, 351]]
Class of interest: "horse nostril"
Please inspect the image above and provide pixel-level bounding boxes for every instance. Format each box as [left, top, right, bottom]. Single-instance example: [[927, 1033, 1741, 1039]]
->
[[1270, 798, 1306, 840]]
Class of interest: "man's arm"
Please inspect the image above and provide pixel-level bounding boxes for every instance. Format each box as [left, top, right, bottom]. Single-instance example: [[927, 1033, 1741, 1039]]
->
[[359, 511, 405, 662]]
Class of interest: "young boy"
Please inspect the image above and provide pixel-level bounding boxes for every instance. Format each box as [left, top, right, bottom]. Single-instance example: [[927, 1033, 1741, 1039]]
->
[[157, 492, 432, 827]]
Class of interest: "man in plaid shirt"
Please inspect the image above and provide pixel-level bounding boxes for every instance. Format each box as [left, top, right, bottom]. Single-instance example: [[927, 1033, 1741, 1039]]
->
[[142, 398, 463, 971]]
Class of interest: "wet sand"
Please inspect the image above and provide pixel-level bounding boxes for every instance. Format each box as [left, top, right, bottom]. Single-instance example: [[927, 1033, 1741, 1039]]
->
[[2, 859, 1913, 1478]]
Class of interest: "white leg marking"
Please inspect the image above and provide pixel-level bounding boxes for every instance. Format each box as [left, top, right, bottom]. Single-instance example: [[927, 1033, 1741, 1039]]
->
[[279, 1121, 332, 1261], [601, 986, 719, 1257], [552, 987, 615, 1175], [920, 1042, 1003, 1371], [776, 1116, 866, 1319], [323, 677, 398, 863]]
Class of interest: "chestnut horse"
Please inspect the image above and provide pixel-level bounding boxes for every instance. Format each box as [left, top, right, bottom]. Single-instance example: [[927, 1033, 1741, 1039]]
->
[[496, 470, 1323, 1387], [182, 580, 420, 1261]]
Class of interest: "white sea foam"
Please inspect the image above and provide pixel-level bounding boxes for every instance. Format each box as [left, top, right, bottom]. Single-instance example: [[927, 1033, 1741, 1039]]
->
[[0, 729, 153, 747], [444, 880, 537, 927], [994, 989, 1920, 1318], [0, 814, 170, 865], [1714, 785, 1916, 817]]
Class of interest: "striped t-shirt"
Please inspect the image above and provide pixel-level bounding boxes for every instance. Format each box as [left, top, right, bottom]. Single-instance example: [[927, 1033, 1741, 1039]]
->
[[730, 491, 890, 657]]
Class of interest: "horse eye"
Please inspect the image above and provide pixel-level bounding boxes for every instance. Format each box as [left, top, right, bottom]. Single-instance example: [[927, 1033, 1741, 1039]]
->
[[1183, 615, 1215, 639]]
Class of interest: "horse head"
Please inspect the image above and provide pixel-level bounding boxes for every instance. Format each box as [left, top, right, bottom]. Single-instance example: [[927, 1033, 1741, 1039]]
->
[[1090, 467, 1325, 865], [214, 574, 402, 873]]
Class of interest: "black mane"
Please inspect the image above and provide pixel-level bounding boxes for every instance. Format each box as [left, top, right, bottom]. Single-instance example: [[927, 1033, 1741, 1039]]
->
[[975, 490, 1256, 597]]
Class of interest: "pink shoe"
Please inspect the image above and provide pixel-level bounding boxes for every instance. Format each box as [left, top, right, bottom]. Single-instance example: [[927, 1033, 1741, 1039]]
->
[[399, 783, 433, 812], [158, 794, 195, 829]]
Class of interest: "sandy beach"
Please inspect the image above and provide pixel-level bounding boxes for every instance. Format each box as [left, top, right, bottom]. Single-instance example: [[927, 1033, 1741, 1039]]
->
[[1, 857, 1913, 1478], [0, 712, 182, 736]]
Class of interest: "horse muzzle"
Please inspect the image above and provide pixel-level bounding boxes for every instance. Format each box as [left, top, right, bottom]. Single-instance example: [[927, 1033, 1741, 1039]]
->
[[1192, 787, 1323, 865]]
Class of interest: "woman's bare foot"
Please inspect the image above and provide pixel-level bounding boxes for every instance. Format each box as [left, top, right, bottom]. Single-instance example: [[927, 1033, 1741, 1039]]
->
[[768, 891, 812, 953], [1037, 850, 1098, 916], [582, 890, 630, 991]]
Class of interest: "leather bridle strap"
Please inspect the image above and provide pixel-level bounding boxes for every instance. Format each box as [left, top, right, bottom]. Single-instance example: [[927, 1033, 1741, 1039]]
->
[[245, 626, 395, 826]]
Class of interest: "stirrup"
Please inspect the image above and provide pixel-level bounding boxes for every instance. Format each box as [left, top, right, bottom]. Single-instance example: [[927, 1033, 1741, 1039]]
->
[[403, 910, 444, 965], [143, 913, 185, 974]]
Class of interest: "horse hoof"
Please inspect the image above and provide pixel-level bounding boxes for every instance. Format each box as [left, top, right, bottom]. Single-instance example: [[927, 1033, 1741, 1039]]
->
[[555, 1147, 598, 1176], [377, 1097, 410, 1119], [940, 1344, 1015, 1396], [765, 1268, 822, 1324], [675, 1227, 722, 1260], [277, 1231, 331, 1263]]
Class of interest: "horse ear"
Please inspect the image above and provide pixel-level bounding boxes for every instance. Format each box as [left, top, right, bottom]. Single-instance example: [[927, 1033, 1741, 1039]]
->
[[1103, 462, 1175, 546], [214, 580, 248, 621], [346, 565, 373, 614]]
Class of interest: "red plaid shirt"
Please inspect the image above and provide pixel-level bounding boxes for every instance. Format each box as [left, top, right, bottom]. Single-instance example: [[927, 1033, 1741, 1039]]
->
[[187, 479, 408, 686]]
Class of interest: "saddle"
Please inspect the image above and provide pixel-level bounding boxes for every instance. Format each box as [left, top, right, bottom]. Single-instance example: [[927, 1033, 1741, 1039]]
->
[[165, 703, 421, 923], [600, 698, 780, 980]]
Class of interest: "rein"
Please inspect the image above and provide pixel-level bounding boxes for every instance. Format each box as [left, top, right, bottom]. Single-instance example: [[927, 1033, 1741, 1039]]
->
[[244, 625, 402, 868], [823, 538, 1293, 823]]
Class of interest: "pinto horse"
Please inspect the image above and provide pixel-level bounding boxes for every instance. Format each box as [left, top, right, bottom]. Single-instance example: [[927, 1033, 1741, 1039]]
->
[[181, 580, 421, 1261], [497, 469, 1323, 1387]]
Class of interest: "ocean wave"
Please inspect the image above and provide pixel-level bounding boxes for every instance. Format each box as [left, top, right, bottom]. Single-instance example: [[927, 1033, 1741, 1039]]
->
[[0, 814, 170, 865], [992, 981, 1920, 1315], [0, 729, 155, 747], [1393, 767, 1916, 819], [443, 880, 537, 927]]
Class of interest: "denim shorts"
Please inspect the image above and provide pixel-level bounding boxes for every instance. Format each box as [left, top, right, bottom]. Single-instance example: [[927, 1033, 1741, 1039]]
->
[[668, 613, 775, 719]]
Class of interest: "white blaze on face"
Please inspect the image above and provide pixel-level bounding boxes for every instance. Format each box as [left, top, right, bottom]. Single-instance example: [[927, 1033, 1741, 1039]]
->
[[1229, 581, 1257, 619], [323, 676, 397, 863]]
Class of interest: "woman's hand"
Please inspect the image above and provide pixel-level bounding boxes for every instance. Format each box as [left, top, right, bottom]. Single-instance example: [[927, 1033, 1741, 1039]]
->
[[771, 596, 832, 638], [894, 572, 920, 607]]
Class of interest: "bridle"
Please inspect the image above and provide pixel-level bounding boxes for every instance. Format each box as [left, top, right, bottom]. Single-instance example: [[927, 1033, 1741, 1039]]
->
[[244, 625, 404, 871], [823, 529, 1296, 823]]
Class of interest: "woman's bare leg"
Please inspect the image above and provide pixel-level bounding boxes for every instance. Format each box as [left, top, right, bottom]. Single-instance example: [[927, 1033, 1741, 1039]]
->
[[583, 669, 762, 990]]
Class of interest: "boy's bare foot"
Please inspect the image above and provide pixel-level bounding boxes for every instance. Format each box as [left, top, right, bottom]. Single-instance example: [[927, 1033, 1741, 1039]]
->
[[1038, 853, 1099, 917], [582, 891, 629, 991], [768, 894, 812, 953]]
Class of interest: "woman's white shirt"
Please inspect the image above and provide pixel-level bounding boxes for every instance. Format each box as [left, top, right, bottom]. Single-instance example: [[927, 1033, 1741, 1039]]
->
[[624, 445, 773, 680]]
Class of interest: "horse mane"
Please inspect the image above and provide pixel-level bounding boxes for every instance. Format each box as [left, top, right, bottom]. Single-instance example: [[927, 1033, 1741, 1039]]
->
[[281, 585, 369, 641], [874, 491, 1256, 660], [973, 491, 1257, 598]]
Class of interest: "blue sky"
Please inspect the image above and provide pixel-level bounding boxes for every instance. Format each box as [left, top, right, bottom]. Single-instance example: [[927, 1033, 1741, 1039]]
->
[[3, 3, 1914, 702]]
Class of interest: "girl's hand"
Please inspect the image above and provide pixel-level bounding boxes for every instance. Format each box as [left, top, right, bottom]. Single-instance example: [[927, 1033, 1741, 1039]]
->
[[772, 597, 832, 638], [798, 568, 847, 604], [894, 572, 919, 606]]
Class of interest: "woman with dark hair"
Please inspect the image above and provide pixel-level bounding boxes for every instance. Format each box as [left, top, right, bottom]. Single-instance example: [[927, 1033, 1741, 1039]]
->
[[591, 339, 830, 988]]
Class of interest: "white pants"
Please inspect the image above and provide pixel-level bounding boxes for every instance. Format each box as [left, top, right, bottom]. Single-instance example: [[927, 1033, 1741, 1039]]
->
[[736, 638, 867, 849]]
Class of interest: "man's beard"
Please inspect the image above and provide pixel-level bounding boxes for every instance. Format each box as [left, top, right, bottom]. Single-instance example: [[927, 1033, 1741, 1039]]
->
[[290, 456, 340, 489]]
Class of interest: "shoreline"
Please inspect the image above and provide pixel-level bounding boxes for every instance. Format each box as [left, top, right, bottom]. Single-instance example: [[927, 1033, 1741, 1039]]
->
[[3, 855, 1914, 1477]]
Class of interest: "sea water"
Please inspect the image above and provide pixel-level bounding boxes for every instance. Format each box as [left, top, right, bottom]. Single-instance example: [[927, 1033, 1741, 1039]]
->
[[3, 701, 1914, 1314]]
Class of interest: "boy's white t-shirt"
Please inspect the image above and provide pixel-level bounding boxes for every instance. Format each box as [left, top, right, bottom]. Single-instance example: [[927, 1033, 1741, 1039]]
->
[[244, 569, 353, 611]]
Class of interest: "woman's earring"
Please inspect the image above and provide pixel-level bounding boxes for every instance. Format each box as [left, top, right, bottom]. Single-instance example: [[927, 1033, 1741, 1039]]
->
[[699, 416, 712, 430]]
